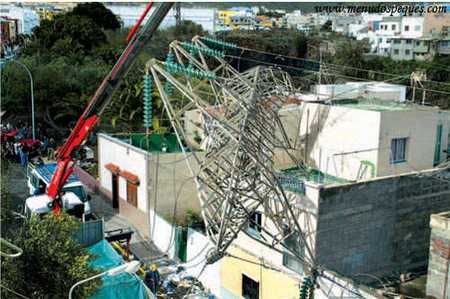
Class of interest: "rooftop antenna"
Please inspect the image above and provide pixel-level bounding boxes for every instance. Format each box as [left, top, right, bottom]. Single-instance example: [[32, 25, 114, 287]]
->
[[410, 70, 426, 105]]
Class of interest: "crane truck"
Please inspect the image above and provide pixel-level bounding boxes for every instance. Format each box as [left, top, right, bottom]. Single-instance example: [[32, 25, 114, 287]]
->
[[24, 2, 174, 218]]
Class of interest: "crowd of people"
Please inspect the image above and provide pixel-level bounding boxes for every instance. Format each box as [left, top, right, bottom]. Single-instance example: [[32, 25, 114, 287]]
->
[[1, 121, 55, 167]]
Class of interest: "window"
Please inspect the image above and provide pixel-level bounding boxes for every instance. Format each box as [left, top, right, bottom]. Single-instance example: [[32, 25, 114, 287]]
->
[[405, 49, 411, 55], [384, 48, 388, 53], [394, 39, 401, 44], [416, 41, 421, 46], [242, 274, 259, 299], [415, 25, 421, 32], [126, 181, 138, 207], [394, 49, 399, 55], [282, 225, 304, 274], [404, 25, 410, 31], [390, 138, 407, 164], [378, 38, 383, 43], [248, 211, 262, 235], [443, 26, 449, 36], [387, 39, 392, 44], [392, 24, 396, 30], [406, 39, 412, 44]]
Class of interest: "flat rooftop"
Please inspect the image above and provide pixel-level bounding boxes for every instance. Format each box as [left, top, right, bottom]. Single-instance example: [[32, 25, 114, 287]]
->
[[277, 167, 349, 193], [329, 98, 436, 112], [110, 132, 184, 153]]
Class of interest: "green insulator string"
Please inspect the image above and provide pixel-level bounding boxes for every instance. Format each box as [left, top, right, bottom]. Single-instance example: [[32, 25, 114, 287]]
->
[[165, 61, 216, 81], [164, 50, 175, 96], [143, 73, 152, 129], [299, 276, 315, 299], [200, 36, 237, 50], [180, 42, 225, 58], [187, 48, 196, 70]]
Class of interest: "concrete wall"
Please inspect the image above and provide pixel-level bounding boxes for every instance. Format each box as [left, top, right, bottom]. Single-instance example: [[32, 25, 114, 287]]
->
[[426, 212, 450, 299], [299, 103, 380, 181], [424, 14, 450, 35], [281, 103, 449, 181], [147, 211, 222, 296], [233, 182, 320, 270], [148, 209, 177, 258], [98, 133, 202, 221], [219, 245, 382, 299], [220, 245, 300, 299], [400, 16, 424, 38], [98, 134, 149, 212], [377, 110, 449, 177], [147, 151, 203, 220], [315, 169, 450, 279], [186, 228, 222, 296]]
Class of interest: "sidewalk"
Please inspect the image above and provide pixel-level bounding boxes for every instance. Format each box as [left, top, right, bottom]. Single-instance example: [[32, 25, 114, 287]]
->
[[88, 189, 178, 276]]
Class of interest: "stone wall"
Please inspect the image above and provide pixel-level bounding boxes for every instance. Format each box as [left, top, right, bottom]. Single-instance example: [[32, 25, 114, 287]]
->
[[315, 170, 450, 280], [426, 212, 450, 299]]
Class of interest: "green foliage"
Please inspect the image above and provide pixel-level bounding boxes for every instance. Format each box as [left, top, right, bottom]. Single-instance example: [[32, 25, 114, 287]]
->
[[184, 209, 203, 228], [0, 159, 14, 235], [321, 20, 332, 32], [0, 213, 101, 298], [31, 14, 107, 57], [70, 2, 121, 31], [223, 29, 308, 58]]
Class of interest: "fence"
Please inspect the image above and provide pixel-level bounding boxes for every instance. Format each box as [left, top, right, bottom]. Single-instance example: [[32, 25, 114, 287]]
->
[[74, 165, 101, 194], [74, 218, 104, 246]]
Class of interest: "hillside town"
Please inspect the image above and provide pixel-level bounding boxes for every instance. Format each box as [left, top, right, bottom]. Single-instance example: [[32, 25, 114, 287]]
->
[[2, 3, 450, 61], [1, 2, 450, 299]]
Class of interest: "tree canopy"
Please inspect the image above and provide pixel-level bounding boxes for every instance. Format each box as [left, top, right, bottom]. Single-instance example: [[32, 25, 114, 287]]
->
[[0, 213, 101, 298], [69, 2, 121, 31]]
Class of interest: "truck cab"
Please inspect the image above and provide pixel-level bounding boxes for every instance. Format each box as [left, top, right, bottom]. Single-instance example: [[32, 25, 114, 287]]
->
[[25, 162, 92, 218]]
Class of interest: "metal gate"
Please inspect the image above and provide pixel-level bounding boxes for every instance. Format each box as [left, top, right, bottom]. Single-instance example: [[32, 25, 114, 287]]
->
[[175, 226, 187, 262]]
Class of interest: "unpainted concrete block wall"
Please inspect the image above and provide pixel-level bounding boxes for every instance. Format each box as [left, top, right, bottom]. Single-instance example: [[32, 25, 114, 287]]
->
[[315, 172, 450, 280], [426, 213, 450, 299]]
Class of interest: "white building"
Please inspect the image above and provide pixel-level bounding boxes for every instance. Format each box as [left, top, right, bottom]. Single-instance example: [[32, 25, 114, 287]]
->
[[376, 16, 401, 56], [105, 4, 217, 31], [97, 132, 203, 238], [284, 100, 449, 181], [315, 82, 407, 102], [0, 4, 39, 34], [400, 16, 425, 38]]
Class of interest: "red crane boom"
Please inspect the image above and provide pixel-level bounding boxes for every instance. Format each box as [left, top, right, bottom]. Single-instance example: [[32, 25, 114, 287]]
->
[[47, 2, 174, 213]]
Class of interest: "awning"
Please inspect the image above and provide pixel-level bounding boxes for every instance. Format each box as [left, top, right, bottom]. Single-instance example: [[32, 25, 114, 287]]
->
[[105, 163, 120, 174], [104, 163, 139, 184], [120, 170, 140, 185]]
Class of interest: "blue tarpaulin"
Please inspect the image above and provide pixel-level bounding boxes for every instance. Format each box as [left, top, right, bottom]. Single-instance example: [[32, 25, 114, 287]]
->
[[87, 240, 147, 299]]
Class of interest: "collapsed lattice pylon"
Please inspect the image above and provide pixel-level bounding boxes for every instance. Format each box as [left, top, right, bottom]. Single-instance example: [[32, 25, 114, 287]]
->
[[145, 36, 316, 272]]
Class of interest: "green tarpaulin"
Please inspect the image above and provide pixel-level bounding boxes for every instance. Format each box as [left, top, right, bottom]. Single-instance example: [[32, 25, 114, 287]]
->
[[87, 240, 148, 299]]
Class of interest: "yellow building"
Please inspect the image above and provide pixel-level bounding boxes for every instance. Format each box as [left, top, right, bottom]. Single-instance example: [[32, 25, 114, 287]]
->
[[217, 10, 241, 27], [35, 7, 63, 21], [220, 245, 300, 299], [255, 16, 274, 29]]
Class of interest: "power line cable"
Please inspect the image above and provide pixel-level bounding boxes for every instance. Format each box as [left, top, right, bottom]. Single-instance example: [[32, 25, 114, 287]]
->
[[234, 45, 450, 87], [225, 54, 450, 96]]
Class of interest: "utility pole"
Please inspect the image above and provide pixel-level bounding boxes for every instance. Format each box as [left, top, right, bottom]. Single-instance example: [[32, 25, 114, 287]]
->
[[410, 70, 426, 105], [318, 44, 323, 85], [175, 2, 181, 28]]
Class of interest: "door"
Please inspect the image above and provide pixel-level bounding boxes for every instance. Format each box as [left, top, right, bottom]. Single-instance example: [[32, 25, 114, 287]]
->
[[175, 227, 187, 262], [112, 174, 119, 209], [434, 123, 443, 166]]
